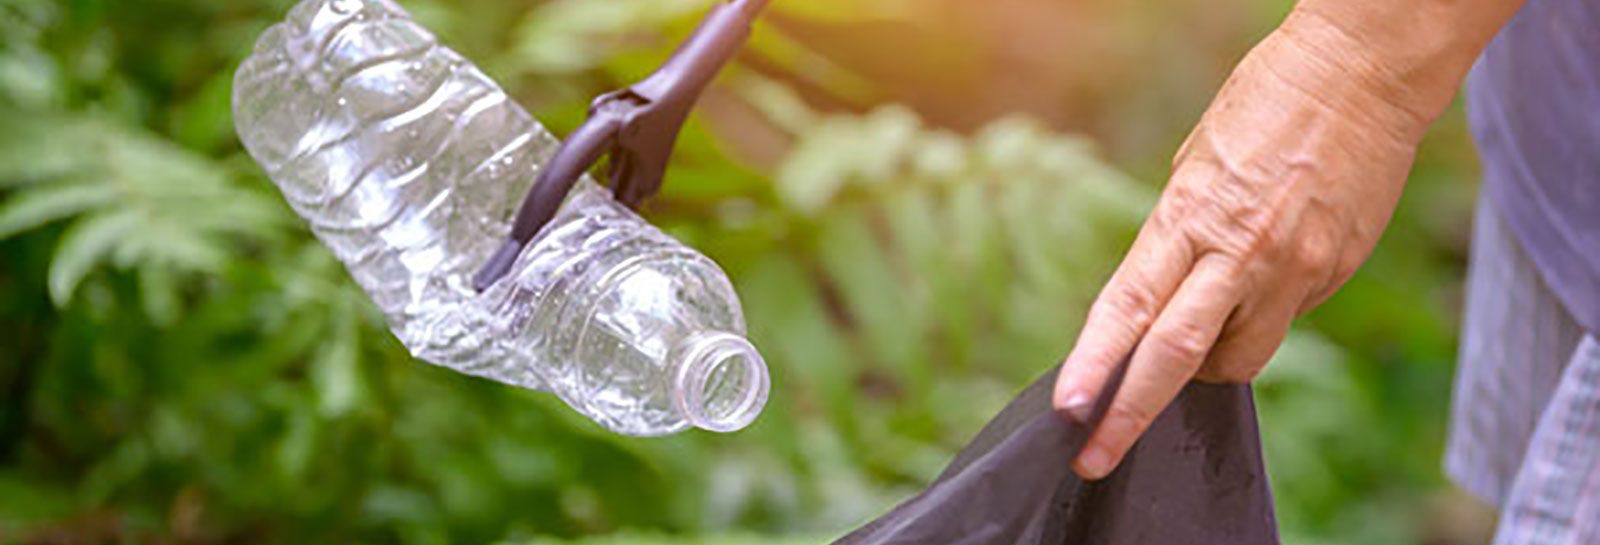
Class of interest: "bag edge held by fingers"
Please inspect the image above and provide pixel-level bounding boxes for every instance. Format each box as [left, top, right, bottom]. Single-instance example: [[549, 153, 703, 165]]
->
[[834, 365, 1280, 545]]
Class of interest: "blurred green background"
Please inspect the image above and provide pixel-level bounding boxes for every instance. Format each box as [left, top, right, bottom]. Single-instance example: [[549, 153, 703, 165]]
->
[[0, 0, 1491, 543]]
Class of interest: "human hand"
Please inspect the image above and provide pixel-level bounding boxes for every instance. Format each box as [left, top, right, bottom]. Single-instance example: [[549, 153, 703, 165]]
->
[[1050, 8, 1459, 480]]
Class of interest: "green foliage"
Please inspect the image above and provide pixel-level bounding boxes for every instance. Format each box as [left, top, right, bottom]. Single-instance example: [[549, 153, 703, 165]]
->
[[0, 0, 1481, 543], [0, 113, 284, 312], [507, 0, 715, 74]]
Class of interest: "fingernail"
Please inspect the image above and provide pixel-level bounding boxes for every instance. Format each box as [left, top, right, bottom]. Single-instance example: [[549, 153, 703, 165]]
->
[[1076, 443, 1113, 480], [1059, 392, 1093, 424]]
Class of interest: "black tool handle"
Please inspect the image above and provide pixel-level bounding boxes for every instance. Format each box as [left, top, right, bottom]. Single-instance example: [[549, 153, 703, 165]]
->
[[607, 0, 769, 206]]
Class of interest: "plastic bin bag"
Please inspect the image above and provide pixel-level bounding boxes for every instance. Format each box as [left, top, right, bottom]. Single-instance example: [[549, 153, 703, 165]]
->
[[834, 364, 1280, 545]]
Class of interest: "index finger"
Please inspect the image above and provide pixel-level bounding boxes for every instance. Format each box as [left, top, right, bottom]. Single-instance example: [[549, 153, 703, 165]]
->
[[1052, 217, 1193, 422], [1073, 255, 1240, 479]]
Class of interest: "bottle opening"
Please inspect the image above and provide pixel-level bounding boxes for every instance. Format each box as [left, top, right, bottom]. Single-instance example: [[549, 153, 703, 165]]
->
[[673, 331, 769, 433]]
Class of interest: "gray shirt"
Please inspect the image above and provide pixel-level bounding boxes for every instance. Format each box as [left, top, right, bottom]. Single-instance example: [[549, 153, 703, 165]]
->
[[1467, 0, 1600, 336], [1448, 1, 1600, 541]]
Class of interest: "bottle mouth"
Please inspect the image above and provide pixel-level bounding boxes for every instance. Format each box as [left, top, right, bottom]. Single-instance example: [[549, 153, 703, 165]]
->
[[672, 331, 770, 433]]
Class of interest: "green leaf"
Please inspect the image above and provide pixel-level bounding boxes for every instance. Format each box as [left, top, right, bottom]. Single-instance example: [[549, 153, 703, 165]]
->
[[509, 0, 712, 74], [0, 180, 114, 238], [0, 41, 61, 109], [312, 319, 364, 418], [0, 113, 100, 185], [111, 219, 229, 273], [137, 261, 180, 326], [275, 409, 319, 481], [774, 106, 922, 213], [815, 210, 925, 372], [770, 0, 919, 23], [738, 253, 858, 421], [79, 439, 152, 506], [48, 210, 141, 306]]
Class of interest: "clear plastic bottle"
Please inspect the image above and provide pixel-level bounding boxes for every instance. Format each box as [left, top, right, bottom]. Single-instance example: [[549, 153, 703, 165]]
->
[[232, 0, 768, 435]]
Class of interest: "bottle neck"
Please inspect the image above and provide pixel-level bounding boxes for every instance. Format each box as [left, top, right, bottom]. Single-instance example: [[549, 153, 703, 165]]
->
[[670, 330, 769, 432]]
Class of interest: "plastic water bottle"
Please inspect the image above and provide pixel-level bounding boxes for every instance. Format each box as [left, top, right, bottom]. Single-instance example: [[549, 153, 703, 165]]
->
[[231, 0, 769, 435]]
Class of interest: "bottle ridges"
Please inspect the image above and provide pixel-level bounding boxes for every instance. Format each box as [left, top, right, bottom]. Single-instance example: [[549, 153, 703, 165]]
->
[[234, 0, 554, 377], [233, 0, 769, 435]]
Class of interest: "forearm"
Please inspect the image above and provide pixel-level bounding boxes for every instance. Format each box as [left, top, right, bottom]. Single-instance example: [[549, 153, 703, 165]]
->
[[1275, 0, 1525, 130]]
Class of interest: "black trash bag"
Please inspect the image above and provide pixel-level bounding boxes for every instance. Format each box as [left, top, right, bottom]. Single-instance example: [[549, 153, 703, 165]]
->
[[834, 361, 1280, 545]]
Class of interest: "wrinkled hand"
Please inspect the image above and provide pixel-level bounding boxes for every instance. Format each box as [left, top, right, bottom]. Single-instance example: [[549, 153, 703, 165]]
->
[[1051, 10, 1447, 480]]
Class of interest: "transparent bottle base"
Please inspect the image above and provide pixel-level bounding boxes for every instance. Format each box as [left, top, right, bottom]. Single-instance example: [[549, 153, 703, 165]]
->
[[673, 331, 769, 433]]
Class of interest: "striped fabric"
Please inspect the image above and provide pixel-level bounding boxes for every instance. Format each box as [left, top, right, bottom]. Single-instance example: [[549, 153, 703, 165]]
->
[[1446, 195, 1600, 544]]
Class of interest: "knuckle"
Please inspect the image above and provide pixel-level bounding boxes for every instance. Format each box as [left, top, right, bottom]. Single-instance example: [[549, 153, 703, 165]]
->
[[1099, 282, 1159, 326], [1292, 245, 1334, 273], [1157, 180, 1204, 219], [1146, 202, 1177, 233], [1178, 192, 1282, 262], [1151, 178, 1213, 234], [1290, 232, 1340, 273], [1149, 327, 1213, 369], [1225, 208, 1284, 257]]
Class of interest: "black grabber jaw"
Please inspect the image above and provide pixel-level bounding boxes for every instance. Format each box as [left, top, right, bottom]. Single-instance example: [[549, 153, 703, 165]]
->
[[472, 0, 772, 292]]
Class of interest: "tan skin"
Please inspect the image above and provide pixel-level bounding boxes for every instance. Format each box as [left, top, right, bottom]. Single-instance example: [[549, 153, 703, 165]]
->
[[1052, 0, 1529, 480]]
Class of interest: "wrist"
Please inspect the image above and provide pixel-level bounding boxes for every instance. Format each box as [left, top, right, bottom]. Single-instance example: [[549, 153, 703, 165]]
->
[[1273, 0, 1522, 133], [1242, 19, 1433, 147]]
